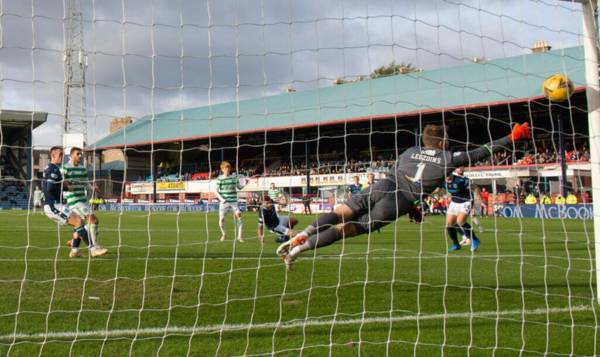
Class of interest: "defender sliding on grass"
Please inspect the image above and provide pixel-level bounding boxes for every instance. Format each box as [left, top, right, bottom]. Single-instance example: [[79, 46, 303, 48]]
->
[[258, 196, 298, 244], [277, 122, 531, 270]]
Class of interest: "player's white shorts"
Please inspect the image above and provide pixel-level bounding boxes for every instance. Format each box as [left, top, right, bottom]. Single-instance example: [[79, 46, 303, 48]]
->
[[70, 202, 91, 219], [447, 201, 472, 216], [44, 204, 71, 225], [219, 201, 240, 219], [272, 216, 290, 235], [34, 199, 42, 208]]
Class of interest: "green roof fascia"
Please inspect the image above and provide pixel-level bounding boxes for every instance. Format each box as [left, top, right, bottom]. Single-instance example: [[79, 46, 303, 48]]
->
[[92, 46, 585, 150]]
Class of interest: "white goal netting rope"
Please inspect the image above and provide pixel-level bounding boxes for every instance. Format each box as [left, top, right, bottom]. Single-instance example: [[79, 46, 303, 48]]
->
[[0, 0, 598, 356]]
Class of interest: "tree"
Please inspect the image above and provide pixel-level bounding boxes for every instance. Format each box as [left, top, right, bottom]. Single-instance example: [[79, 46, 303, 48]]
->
[[370, 61, 419, 79]]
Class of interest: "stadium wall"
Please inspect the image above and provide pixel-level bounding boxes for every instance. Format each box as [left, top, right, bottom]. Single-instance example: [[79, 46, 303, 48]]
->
[[97, 201, 335, 213], [498, 204, 593, 220], [124, 164, 590, 196], [127, 172, 388, 195]]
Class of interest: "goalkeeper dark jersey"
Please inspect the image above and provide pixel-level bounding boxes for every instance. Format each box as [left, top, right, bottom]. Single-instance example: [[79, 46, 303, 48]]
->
[[346, 135, 511, 233], [392, 136, 511, 200]]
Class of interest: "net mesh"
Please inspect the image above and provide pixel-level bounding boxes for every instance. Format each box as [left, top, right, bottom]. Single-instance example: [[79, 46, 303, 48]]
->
[[0, 0, 598, 356]]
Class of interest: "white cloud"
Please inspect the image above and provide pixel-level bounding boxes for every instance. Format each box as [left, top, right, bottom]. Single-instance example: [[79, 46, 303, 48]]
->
[[0, 0, 585, 148]]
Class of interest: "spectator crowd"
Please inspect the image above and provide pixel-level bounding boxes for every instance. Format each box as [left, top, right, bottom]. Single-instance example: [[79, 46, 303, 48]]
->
[[146, 143, 590, 183], [474, 144, 589, 167]]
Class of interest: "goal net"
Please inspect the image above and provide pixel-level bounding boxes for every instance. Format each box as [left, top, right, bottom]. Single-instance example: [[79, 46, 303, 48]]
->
[[0, 0, 598, 355]]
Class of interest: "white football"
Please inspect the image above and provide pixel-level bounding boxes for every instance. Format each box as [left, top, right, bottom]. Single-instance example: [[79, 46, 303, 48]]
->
[[459, 237, 472, 247]]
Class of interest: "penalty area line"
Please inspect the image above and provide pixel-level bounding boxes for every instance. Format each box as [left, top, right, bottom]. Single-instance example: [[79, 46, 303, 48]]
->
[[0, 305, 592, 341]]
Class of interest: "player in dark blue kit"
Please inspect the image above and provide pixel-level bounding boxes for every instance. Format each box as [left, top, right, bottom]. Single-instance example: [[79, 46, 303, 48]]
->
[[277, 122, 531, 270], [42, 146, 94, 258], [348, 176, 362, 196], [445, 167, 480, 252], [257, 196, 298, 244]]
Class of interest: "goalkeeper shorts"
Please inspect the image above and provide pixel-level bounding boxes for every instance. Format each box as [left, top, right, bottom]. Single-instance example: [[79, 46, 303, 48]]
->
[[345, 178, 411, 234]]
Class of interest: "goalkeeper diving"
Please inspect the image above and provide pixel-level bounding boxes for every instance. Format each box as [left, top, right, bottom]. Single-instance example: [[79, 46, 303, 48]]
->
[[277, 122, 531, 270]]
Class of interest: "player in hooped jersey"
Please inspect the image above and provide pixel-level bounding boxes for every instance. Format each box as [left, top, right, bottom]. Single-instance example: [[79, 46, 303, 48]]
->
[[62, 147, 107, 257], [445, 167, 480, 252], [277, 122, 531, 270], [42, 146, 98, 258], [215, 161, 245, 242]]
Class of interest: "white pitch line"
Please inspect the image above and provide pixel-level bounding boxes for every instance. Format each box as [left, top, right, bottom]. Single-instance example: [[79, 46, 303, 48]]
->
[[0, 253, 591, 265], [0, 253, 586, 262], [0, 305, 593, 341]]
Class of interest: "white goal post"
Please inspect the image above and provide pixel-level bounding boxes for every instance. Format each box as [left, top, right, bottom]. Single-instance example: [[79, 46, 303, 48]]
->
[[578, 0, 600, 305]]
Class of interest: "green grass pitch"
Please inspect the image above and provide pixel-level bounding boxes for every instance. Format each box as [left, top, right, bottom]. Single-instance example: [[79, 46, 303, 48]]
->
[[0, 210, 598, 356]]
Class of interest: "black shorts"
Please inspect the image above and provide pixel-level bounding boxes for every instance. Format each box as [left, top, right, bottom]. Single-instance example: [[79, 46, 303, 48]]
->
[[345, 178, 412, 234]]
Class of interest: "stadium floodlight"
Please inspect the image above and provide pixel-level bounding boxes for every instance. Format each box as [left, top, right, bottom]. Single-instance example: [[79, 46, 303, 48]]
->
[[63, 0, 88, 144], [560, 0, 600, 304]]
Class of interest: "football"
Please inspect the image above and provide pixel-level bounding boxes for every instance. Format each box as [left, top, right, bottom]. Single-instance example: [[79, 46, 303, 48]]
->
[[542, 73, 574, 102], [459, 237, 472, 247]]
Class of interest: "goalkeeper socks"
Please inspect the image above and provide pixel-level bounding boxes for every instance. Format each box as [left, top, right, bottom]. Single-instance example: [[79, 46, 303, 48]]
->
[[289, 227, 343, 260], [74, 226, 90, 246], [446, 225, 459, 245], [308, 226, 343, 249], [302, 212, 340, 237]]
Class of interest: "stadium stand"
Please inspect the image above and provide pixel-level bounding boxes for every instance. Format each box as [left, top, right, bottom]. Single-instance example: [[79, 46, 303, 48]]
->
[[0, 110, 47, 209]]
